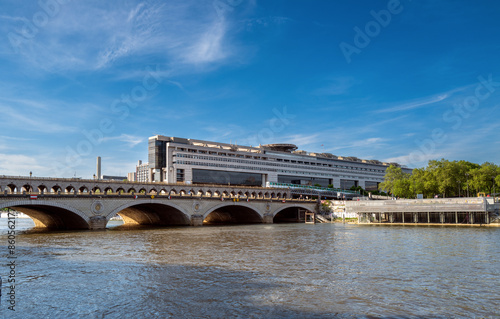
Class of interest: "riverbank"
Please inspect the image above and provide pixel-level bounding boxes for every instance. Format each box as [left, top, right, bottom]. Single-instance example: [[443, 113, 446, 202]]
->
[[359, 222, 500, 227]]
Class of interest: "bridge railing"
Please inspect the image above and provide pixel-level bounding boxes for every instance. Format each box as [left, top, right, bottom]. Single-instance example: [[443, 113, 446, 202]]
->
[[1, 191, 317, 203], [267, 182, 358, 194], [0, 175, 288, 190]]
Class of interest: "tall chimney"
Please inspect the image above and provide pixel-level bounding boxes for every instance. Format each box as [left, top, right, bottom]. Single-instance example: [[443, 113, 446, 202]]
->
[[96, 157, 101, 180]]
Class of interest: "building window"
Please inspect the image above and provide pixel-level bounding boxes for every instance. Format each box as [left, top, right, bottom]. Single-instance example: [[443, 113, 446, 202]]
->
[[176, 169, 185, 182]]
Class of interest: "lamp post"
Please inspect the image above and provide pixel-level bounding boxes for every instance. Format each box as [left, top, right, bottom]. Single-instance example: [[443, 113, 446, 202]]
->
[[413, 180, 416, 199], [493, 177, 496, 199], [29, 171, 32, 193], [466, 173, 469, 197]]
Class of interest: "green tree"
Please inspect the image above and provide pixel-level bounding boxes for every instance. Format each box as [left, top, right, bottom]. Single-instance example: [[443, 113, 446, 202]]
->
[[380, 159, 497, 199], [393, 178, 413, 198], [470, 162, 498, 194], [379, 165, 412, 198]]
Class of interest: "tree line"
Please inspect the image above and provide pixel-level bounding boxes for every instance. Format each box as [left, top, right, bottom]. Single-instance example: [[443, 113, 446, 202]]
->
[[379, 159, 500, 198]]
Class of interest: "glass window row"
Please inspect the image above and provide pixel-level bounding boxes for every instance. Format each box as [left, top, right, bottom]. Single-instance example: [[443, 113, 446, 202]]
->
[[174, 153, 385, 176]]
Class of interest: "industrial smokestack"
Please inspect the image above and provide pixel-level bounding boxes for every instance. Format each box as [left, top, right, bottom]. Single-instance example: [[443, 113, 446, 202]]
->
[[96, 157, 101, 180]]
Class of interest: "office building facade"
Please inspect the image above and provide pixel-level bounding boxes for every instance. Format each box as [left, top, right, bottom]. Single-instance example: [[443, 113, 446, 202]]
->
[[146, 135, 412, 190]]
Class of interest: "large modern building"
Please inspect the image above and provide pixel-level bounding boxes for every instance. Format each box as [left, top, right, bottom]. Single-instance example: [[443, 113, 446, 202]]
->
[[144, 135, 412, 191]]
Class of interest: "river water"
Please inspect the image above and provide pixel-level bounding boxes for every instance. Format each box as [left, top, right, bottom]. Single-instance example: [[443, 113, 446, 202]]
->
[[1, 218, 499, 318]]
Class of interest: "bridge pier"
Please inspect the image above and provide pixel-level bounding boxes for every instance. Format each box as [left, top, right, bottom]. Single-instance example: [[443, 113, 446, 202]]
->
[[263, 213, 273, 224], [89, 216, 107, 230], [191, 215, 204, 226]]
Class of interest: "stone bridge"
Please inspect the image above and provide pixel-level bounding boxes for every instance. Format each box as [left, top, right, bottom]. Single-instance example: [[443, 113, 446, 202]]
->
[[0, 176, 316, 230]]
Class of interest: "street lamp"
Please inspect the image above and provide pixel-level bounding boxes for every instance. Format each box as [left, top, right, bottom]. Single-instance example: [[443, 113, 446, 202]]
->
[[493, 177, 496, 199], [29, 171, 32, 193], [465, 173, 469, 197]]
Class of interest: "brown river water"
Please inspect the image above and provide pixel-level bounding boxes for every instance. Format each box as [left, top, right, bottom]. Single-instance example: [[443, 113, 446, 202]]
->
[[1, 218, 499, 318]]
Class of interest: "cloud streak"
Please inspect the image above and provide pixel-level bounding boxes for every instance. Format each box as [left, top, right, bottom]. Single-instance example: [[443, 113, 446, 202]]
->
[[3, 1, 246, 74], [375, 84, 476, 114], [376, 94, 449, 113], [101, 134, 144, 148]]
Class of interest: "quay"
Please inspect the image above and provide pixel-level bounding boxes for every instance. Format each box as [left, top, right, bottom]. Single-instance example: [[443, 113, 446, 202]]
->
[[347, 197, 500, 226]]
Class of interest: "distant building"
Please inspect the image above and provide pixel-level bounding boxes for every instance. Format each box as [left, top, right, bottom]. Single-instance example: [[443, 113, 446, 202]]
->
[[101, 175, 127, 181], [146, 135, 412, 189], [136, 160, 150, 183], [127, 172, 136, 182]]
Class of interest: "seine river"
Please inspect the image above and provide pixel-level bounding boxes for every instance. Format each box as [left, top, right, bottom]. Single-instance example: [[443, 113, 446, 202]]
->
[[1, 218, 499, 318]]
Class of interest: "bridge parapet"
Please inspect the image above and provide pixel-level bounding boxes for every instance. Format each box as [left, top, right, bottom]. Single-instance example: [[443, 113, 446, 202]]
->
[[0, 176, 291, 199]]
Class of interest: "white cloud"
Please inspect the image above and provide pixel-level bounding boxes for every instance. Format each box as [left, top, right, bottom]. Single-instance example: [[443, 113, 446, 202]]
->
[[184, 21, 228, 64], [3, 1, 246, 73], [0, 153, 45, 175], [375, 84, 476, 114], [376, 94, 449, 113], [282, 134, 320, 148], [0, 104, 77, 133], [101, 134, 144, 147], [313, 77, 355, 96]]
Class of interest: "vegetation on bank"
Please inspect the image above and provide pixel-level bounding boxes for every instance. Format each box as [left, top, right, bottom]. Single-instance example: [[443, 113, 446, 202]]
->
[[380, 159, 500, 198]]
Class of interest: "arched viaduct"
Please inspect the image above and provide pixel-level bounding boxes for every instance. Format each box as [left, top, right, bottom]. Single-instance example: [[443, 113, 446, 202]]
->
[[0, 176, 316, 230], [0, 195, 316, 230]]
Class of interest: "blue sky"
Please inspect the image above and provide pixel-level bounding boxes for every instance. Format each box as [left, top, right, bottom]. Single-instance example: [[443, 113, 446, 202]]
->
[[0, 0, 499, 178]]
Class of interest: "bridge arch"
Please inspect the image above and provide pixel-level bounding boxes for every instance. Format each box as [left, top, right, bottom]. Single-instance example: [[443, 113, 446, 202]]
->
[[79, 186, 89, 193], [0, 200, 90, 230], [38, 185, 48, 194], [116, 187, 126, 194], [272, 204, 314, 224], [65, 185, 76, 193], [127, 188, 136, 194], [6, 184, 16, 193], [106, 201, 190, 227], [203, 202, 263, 225]]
